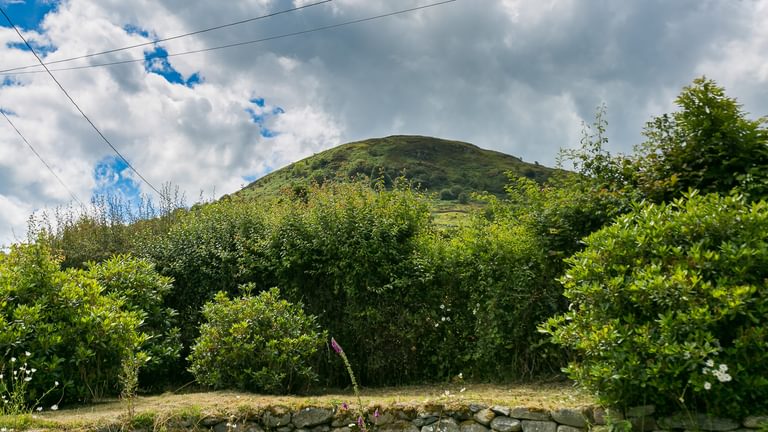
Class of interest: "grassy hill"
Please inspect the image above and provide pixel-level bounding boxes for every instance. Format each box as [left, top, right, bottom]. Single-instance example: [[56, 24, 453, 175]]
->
[[236, 135, 554, 201]]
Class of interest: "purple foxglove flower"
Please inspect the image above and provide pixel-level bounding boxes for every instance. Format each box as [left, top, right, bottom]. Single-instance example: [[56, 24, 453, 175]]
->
[[342, 402, 349, 410], [374, 408, 380, 418], [357, 416, 364, 428], [331, 337, 344, 354]]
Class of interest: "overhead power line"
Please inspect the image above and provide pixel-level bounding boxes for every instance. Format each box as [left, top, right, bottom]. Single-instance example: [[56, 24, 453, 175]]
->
[[1, 0, 458, 76], [0, 0, 332, 74], [1, 109, 84, 206], [0, 8, 166, 199]]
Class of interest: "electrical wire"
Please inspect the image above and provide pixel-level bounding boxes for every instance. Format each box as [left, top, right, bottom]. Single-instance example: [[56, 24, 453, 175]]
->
[[1, 0, 458, 76], [0, 7, 166, 199], [1, 109, 84, 206], [0, 0, 332, 74]]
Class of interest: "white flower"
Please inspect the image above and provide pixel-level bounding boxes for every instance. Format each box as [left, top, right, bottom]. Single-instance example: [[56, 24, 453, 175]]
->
[[719, 364, 728, 372], [24, 377, 32, 382], [36, 407, 43, 412], [30, 368, 36, 373], [704, 382, 712, 390], [24, 351, 31, 357], [9, 357, 15, 363], [458, 373, 463, 379], [441, 317, 446, 322], [460, 388, 466, 393], [349, 424, 356, 428], [705, 359, 715, 367], [51, 404, 59, 411], [54, 381, 59, 386], [440, 304, 445, 309], [435, 323, 439, 327], [0, 373, 3, 379]]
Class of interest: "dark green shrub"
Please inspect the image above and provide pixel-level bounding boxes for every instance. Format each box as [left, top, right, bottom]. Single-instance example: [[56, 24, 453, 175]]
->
[[139, 199, 270, 352], [87, 255, 181, 389], [246, 182, 434, 385], [457, 192, 469, 204], [542, 192, 768, 416], [187, 288, 326, 393], [0, 242, 145, 404], [439, 188, 455, 200]]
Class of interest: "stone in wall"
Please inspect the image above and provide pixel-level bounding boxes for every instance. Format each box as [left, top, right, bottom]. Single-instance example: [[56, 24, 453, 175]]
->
[[551, 408, 589, 428], [474, 409, 496, 426], [511, 407, 552, 421], [422, 418, 460, 432], [265, 406, 293, 427], [293, 408, 335, 428], [521, 420, 557, 432], [490, 416, 521, 432]]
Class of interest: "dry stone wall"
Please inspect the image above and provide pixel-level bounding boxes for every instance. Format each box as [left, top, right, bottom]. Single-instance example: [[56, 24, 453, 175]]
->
[[113, 404, 768, 432]]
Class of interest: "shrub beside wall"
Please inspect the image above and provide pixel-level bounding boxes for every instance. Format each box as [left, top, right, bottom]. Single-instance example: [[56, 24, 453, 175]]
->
[[543, 192, 768, 417]]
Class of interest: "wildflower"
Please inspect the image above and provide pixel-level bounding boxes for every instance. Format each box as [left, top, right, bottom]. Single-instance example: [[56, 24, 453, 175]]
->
[[51, 404, 59, 411], [704, 382, 712, 390], [25, 351, 31, 357], [341, 402, 349, 411], [30, 368, 36, 373], [36, 407, 43, 412], [435, 323, 439, 327], [374, 408, 380, 418], [24, 377, 32, 382], [0, 373, 3, 379], [705, 359, 714, 367], [348, 424, 356, 428], [458, 373, 463, 379], [331, 338, 344, 354], [357, 416, 365, 428], [441, 317, 446, 322], [54, 381, 59, 386], [440, 304, 445, 309], [9, 357, 15, 363], [719, 364, 728, 372]]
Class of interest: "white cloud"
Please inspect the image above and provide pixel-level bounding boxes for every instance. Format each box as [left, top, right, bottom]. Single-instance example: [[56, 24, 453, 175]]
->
[[1, 0, 767, 247]]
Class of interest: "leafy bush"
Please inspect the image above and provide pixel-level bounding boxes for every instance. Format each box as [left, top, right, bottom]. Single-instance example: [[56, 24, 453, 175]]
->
[[633, 77, 768, 202], [542, 192, 768, 416], [250, 182, 435, 385], [187, 288, 326, 393], [0, 242, 145, 404], [87, 255, 181, 389], [139, 199, 270, 352]]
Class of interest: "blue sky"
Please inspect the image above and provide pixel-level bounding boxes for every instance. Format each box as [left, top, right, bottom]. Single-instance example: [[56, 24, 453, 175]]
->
[[0, 0, 57, 31]]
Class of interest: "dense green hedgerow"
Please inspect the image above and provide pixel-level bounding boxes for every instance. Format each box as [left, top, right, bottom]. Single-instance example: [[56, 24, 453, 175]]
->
[[187, 288, 326, 393], [542, 192, 768, 416]]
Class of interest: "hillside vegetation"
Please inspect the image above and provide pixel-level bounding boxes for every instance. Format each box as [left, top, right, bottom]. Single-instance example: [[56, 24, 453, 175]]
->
[[8, 78, 768, 419], [236, 135, 554, 200]]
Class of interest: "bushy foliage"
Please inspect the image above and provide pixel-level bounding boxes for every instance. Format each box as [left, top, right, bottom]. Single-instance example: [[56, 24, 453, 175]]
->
[[188, 288, 325, 393], [250, 182, 435, 385], [0, 242, 145, 404], [425, 219, 565, 379], [542, 192, 768, 416], [634, 78, 768, 202], [87, 255, 181, 389], [139, 198, 270, 352]]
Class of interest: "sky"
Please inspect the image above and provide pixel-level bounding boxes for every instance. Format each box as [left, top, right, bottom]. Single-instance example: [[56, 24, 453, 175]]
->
[[1, 0, 767, 247]]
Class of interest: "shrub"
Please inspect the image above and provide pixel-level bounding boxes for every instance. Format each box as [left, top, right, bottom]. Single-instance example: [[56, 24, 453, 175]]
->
[[0, 242, 145, 404], [439, 188, 455, 200], [87, 255, 181, 389], [187, 288, 326, 393], [542, 192, 768, 416]]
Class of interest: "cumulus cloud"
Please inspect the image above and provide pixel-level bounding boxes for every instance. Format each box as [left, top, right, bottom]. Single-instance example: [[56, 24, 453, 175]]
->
[[1, 0, 767, 247]]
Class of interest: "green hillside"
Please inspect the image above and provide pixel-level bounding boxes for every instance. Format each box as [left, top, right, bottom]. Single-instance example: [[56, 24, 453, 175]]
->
[[237, 135, 554, 200]]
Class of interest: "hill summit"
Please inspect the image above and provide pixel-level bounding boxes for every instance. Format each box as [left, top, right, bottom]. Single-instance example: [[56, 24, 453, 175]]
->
[[238, 135, 553, 199]]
